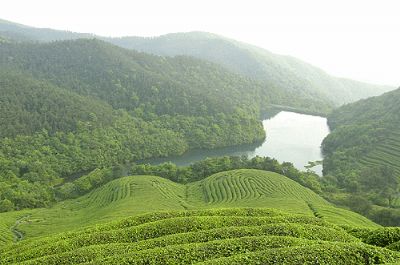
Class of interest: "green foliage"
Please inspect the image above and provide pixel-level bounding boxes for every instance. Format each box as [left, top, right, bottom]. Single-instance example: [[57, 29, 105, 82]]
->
[[351, 227, 400, 248], [199, 243, 400, 265], [0, 199, 14, 212], [56, 168, 116, 199], [0, 40, 263, 117], [0, 70, 115, 138]]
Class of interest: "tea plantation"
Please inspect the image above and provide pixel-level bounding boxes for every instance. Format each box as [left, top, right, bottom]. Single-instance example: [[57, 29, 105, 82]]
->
[[1, 208, 400, 264], [2, 169, 400, 264]]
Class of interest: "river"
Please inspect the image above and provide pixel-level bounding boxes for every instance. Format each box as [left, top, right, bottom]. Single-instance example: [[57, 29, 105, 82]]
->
[[145, 111, 330, 175]]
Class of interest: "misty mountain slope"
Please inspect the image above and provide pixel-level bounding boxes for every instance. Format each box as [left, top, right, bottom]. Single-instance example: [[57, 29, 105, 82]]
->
[[1, 18, 392, 109], [0, 38, 332, 116], [107, 32, 394, 106]]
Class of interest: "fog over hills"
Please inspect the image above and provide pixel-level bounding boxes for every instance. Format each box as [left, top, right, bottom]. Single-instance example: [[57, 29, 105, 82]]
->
[[0, 18, 394, 108]]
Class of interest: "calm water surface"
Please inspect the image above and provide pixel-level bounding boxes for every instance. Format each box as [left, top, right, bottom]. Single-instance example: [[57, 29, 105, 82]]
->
[[146, 111, 330, 175]]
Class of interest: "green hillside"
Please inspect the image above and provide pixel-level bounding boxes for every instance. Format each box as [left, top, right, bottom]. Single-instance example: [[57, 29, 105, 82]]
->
[[322, 88, 400, 225], [106, 32, 394, 106], [0, 70, 117, 137], [1, 208, 398, 265], [0, 39, 262, 118], [1, 18, 393, 109], [0, 169, 378, 247], [0, 38, 276, 211]]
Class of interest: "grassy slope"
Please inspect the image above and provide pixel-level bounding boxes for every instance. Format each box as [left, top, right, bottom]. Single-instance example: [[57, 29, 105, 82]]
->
[[0, 169, 378, 246]]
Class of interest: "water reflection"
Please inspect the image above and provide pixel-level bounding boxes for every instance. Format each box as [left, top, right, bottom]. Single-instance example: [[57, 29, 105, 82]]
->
[[142, 111, 330, 175]]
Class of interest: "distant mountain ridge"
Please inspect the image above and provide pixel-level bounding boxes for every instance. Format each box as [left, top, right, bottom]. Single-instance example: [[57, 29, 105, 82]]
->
[[106, 31, 394, 106], [0, 18, 394, 107]]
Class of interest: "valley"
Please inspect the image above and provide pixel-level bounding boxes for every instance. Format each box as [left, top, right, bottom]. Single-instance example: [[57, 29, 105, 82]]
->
[[0, 15, 399, 264]]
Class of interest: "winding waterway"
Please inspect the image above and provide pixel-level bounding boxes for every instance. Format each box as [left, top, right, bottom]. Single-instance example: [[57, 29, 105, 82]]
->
[[146, 111, 330, 175]]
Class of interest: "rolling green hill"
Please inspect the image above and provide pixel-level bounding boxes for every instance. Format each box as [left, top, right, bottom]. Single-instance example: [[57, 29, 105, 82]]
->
[[0, 169, 378, 247], [186, 170, 327, 212], [322, 87, 400, 225]]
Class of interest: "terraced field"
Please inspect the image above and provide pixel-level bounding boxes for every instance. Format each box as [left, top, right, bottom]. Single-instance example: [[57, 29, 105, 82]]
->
[[0, 170, 378, 246], [188, 170, 326, 214], [0, 211, 30, 246], [4, 176, 189, 240], [324, 88, 400, 181], [360, 131, 400, 175], [0, 208, 398, 265]]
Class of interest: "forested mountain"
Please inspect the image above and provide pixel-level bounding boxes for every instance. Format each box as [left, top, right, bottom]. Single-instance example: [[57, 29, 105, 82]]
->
[[0, 70, 117, 137], [1, 38, 282, 211], [322, 88, 400, 225], [106, 32, 394, 106], [0, 18, 393, 108]]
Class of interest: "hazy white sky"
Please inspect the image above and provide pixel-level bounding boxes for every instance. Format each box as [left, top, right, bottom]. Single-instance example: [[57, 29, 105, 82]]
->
[[1, 0, 399, 86]]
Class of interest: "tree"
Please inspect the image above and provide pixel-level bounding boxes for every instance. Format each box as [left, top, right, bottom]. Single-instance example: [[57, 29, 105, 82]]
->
[[0, 199, 14, 212]]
